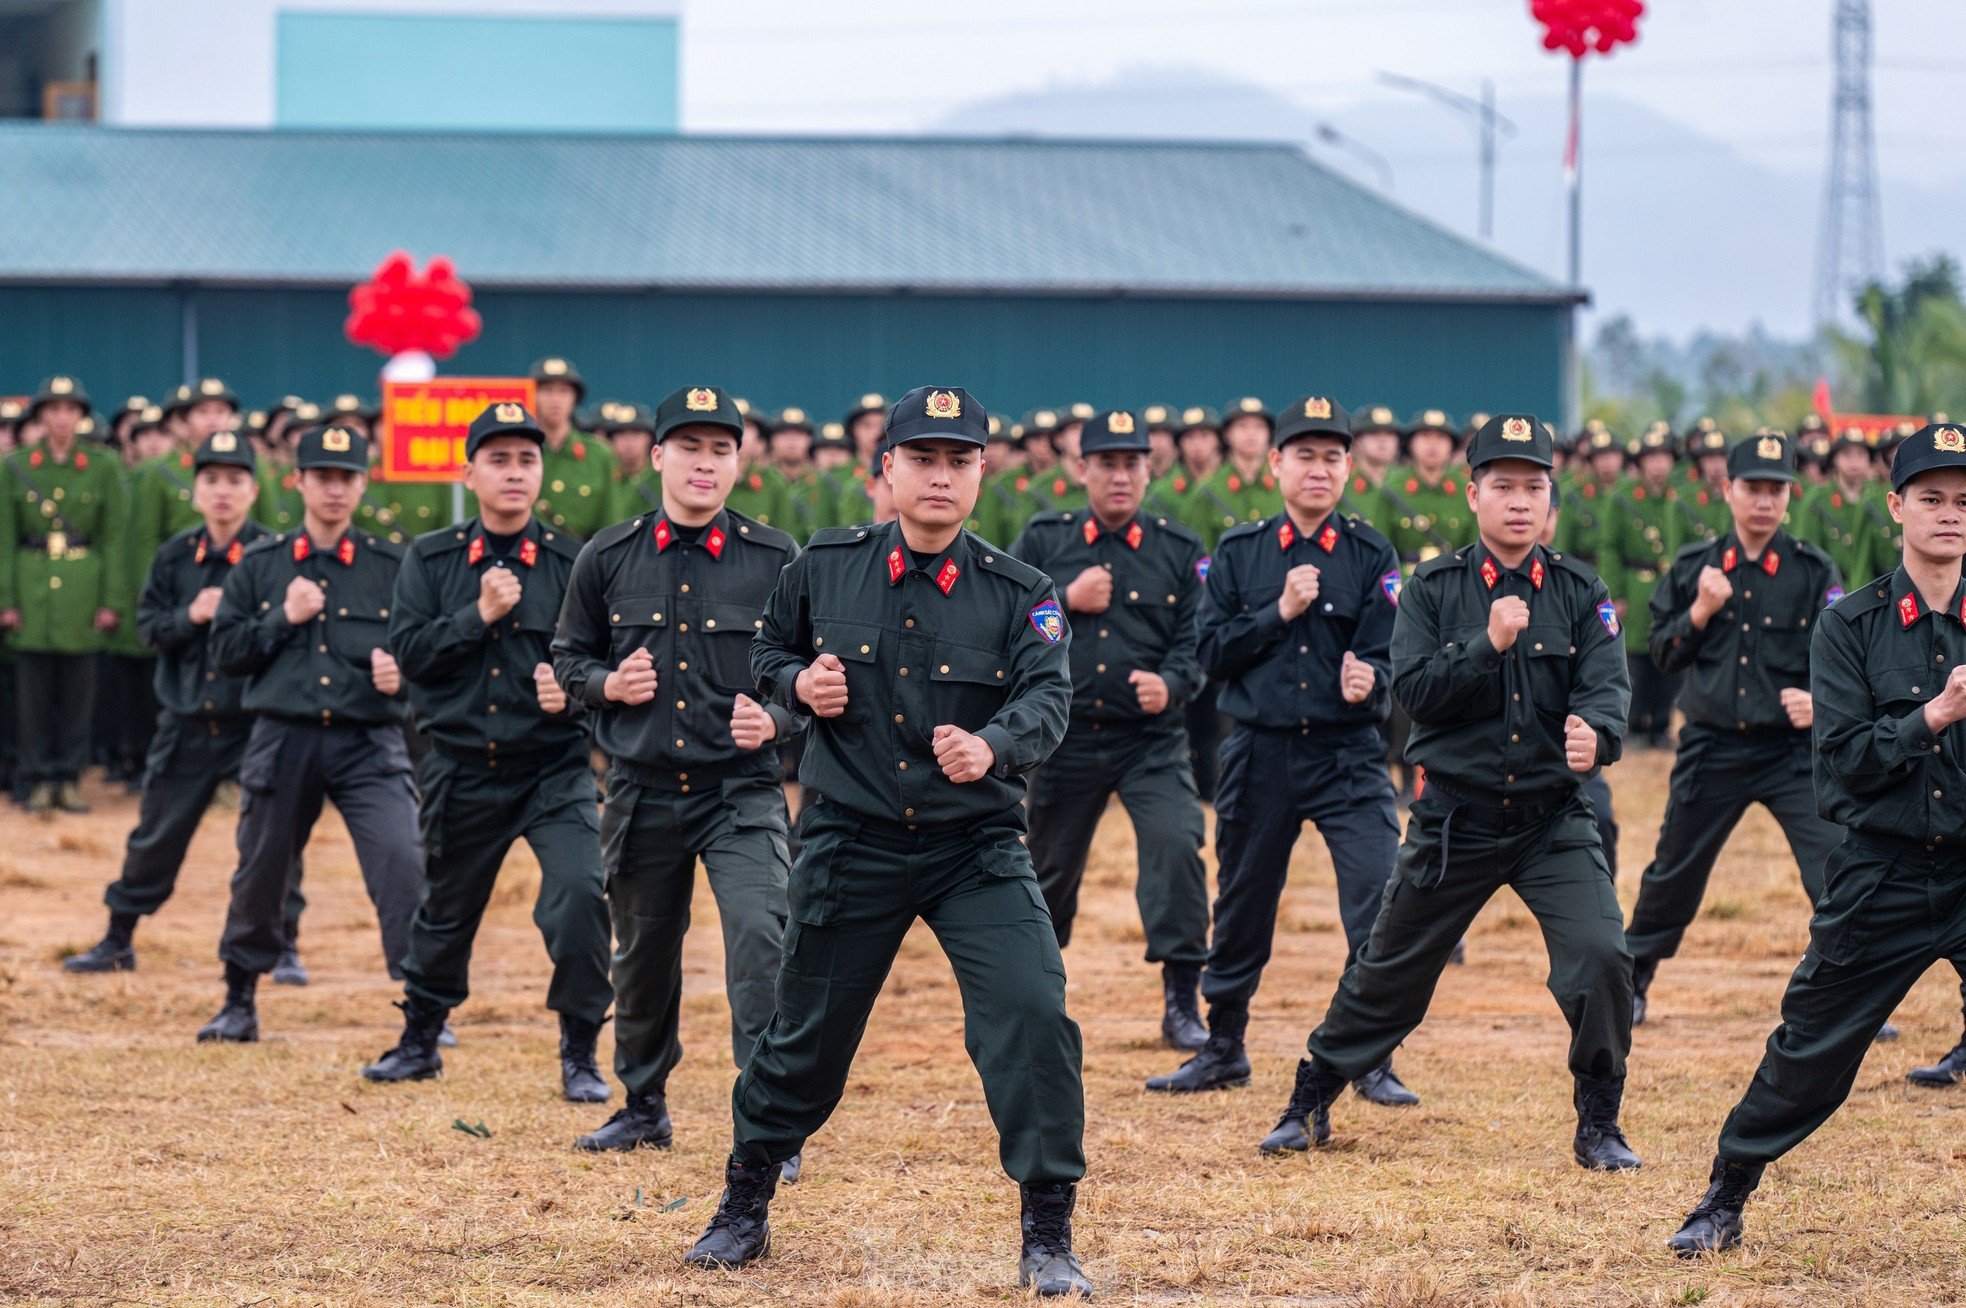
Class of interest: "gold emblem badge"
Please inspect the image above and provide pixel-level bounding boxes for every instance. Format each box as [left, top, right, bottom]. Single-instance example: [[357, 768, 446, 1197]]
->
[[50, 376, 73, 394], [495, 403, 526, 423], [782, 407, 806, 425], [1501, 417, 1533, 442], [1237, 397, 1262, 413], [1424, 409, 1447, 427], [1756, 435, 1783, 459], [542, 359, 568, 375], [201, 379, 225, 395], [859, 392, 885, 410], [924, 390, 962, 421], [1936, 427, 1966, 453], [1304, 398, 1332, 420], [1109, 412, 1136, 434], [685, 388, 718, 412], [322, 427, 353, 452], [211, 433, 238, 452], [1182, 407, 1206, 427]]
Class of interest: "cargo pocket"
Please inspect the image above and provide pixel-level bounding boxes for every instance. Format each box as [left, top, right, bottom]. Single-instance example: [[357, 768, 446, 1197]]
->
[[1807, 846, 1889, 967], [416, 752, 458, 861], [787, 810, 852, 926], [237, 720, 285, 793]]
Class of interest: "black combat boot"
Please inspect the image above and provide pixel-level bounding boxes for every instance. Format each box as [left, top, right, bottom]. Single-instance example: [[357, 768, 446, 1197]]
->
[[1907, 1030, 1966, 1087], [196, 962, 260, 1043], [64, 912, 140, 973], [559, 1013, 611, 1103], [685, 1156, 781, 1268], [1159, 962, 1206, 1051], [1145, 1006, 1250, 1093], [1259, 1057, 1347, 1154], [272, 944, 309, 986], [1572, 1075, 1641, 1171], [1018, 1182, 1093, 1298], [573, 1091, 673, 1151], [25, 782, 53, 818], [1667, 1156, 1762, 1255], [1631, 956, 1658, 1027], [1352, 1057, 1420, 1107], [360, 997, 448, 1082], [53, 780, 91, 814]]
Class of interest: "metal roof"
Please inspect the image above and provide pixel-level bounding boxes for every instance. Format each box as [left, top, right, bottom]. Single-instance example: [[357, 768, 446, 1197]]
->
[[0, 125, 1570, 302]]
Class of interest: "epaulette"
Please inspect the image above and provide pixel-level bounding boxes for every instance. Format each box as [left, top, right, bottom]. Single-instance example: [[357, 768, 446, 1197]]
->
[[1414, 544, 1473, 580], [588, 516, 646, 555], [359, 531, 404, 560], [538, 525, 584, 562], [1345, 514, 1394, 552], [724, 507, 798, 556], [1789, 537, 1836, 571], [971, 534, 1046, 587], [1152, 514, 1203, 546], [241, 533, 285, 559], [1546, 548, 1600, 582], [1216, 519, 1269, 548], [1833, 578, 1892, 618], [806, 525, 880, 548], [1668, 538, 1713, 569]]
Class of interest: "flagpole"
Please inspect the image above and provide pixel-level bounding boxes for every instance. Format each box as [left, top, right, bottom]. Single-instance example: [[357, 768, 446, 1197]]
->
[[1565, 54, 1583, 428]]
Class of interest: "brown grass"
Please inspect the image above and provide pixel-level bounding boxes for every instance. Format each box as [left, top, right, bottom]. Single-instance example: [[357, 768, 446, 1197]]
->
[[2, 750, 1964, 1305]]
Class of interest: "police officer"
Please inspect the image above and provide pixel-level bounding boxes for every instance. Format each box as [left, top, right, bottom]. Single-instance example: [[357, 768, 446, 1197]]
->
[[63, 433, 305, 973], [1603, 423, 1686, 748], [201, 423, 425, 1042], [1625, 433, 1845, 1025], [685, 385, 1087, 1298], [1145, 397, 1413, 1105], [1795, 427, 1890, 586], [1184, 397, 1279, 549], [1258, 415, 1639, 1171], [550, 386, 802, 1157], [1378, 409, 1473, 565], [1012, 410, 1210, 1051], [1543, 482, 1621, 880], [359, 403, 612, 1100], [0, 376, 129, 816], [1666, 422, 1966, 1255], [1557, 423, 1625, 567], [529, 357, 621, 540]]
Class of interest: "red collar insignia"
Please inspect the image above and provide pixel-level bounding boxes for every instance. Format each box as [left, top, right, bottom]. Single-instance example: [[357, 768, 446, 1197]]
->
[[1228, 475, 1243, 493], [1581, 483, 1595, 500], [1633, 486, 1646, 501], [1480, 556, 1500, 589], [1082, 517, 1099, 545], [195, 536, 207, 564], [1722, 546, 1738, 572], [1262, 473, 1276, 491], [1316, 523, 1338, 553], [519, 537, 539, 568], [936, 559, 960, 594], [1277, 522, 1295, 551], [1442, 478, 1457, 495], [653, 519, 673, 551], [704, 525, 726, 559], [747, 472, 762, 491], [1353, 476, 1366, 493], [572, 441, 586, 461], [1530, 557, 1545, 590], [179, 452, 193, 468], [1762, 549, 1780, 576], [1831, 492, 1843, 508], [1173, 475, 1187, 492], [227, 539, 243, 566], [292, 535, 310, 562], [337, 536, 356, 566], [1900, 592, 1921, 628], [468, 536, 486, 566], [28, 450, 41, 468], [1015, 476, 1029, 492], [1405, 478, 1418, 494], [1124, 522, 1143, 550], [888, 547, 906, 584], [1052, 477, 1067, 497], [74, 451, 86, 470]]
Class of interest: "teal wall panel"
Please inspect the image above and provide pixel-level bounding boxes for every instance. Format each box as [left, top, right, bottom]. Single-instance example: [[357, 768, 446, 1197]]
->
[[0, 285, 182, 406]]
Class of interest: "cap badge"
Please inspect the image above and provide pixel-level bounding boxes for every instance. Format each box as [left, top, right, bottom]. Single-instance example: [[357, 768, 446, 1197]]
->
[[322, 428, 352, 452], [211, 433, 238, 452], [201, 379, 224, 395], [1182, 407, 1206, 426], [924, 390, 962, 421], [1303, 398, 1331, 420], [1109, 412, 1135, 435], [1501, 417, 1533, 442], [495, 403, 526, 423], [1937, 427, 1966, 453], [685, 388, 719, 412], [543, 359, 568, 375], [1756, 435, 1783, 459], [860, 393, 885, 409], [50, 377, 73, 394]]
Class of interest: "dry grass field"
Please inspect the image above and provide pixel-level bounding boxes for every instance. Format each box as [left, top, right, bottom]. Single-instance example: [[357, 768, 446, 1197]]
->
[[3, 749, 1964, 1306]]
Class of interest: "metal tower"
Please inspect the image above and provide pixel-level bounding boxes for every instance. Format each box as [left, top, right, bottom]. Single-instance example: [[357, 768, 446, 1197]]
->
[[1814, 0, 1884, 327]]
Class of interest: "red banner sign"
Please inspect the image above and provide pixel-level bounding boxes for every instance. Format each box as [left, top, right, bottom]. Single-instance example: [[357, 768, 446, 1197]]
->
[[379, 377, 535, 482]]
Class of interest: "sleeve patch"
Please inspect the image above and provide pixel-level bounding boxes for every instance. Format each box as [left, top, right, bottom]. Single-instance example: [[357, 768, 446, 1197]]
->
[[1195, 555, 1211, 583], [1028, 598, 1065, 644], [1597, 600, 1621, 638], [1379, 569, 1403, 606], [1824, 585, 1844, 608]]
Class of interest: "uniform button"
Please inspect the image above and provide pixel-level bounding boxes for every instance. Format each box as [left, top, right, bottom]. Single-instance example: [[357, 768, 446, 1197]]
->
[[206, 672, 215, 681], [894, 714, 904, 723], [1323, 602, 1333, 612], [1936, 790, 1945, 799], [319, 676, 330, 685], [1299, 682, 1307, 690], [676, 700, 686, 710], [1740, 656, 1749, 665], [680, 784, 690, 793], [1096, 664, 1106, 673], [905, 807, 915, 817], [678, 622, 688, 632], [1510, 734, 1518, 742], [490, 668, 500, 677], [319, 645, 327, 653], [1742, 623, 1751, 631], [815, 637, 824, 646], [706, 619, 717, 629], [996, 670, 1005, 679], [680, 584, 690, 593], [898, 761, 908, 770], [1099, 630, 1109, 639], [1738, 689, 1747, 696], [678, 661, 688, 671], [675, 738, 685, 748], [1738, 721, 1748, 729], [1914, 686, 1922, 695], [862, 645, 872, 654], [489, 705, 498, 713], [1513, 693, 1521, 702], [653, 613, 662, 622], [612, 614, 621, 622], [906, 619, 915, 628], [1300, 646, 1308, 654], [677, 772, 688, 782], [1128, 590, 1138, 600], [899, 667, 909, 676], [1502, 797, 1512, 807], [204, 700, 214, 710], [1506, 774, 1515, 782], [488, 742, 497, 752], [1169, 595, 1177, 603], [1093, 699, 1103, 708], [1533, 642, 1543, 651], [1744, 589, 1752, 598]]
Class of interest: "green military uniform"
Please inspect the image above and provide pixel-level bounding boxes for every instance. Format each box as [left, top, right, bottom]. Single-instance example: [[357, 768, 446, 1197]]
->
[[729, 385, 1084, 1193], [359, 474, 456, 546], [1292, 414, 1637, 1163], [1625, 435, 1846, 1019], [824, 460, 877, 531], [1600, 428, 1684, 745], [0, 377, 131, 803], [1376, 466, 1472, 568], [724, 463, 793, 533], [1182, 461, 1279, 551], [1794, 479, 1887, 587], [1011, 413, 1211, 1031], [1556, 425, 1625, 568], [1143, 463, 1198, 523], [551, 387, 801, 1117], [533, 430, 620, 540]]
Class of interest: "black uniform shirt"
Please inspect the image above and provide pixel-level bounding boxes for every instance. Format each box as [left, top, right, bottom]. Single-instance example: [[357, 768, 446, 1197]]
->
[[389, 515, 587, 761], [1197, 510, 1400, 731], [1008, 508, 1204, 726], [1649, 530, 1842, 732], [210, 527, 407, 726], [138, 520, 270, 721], [1393, 540, 1630, 801], [751, 520, 1071, 826], [1813, 568, 1966, 846]]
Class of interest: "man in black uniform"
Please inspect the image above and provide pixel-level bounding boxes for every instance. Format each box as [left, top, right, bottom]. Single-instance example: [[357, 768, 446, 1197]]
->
[[64, 433, 304, 973], [200, 424, 425, 1042], [685, 386, 1089, 1299], [1668, 422, 1966, 1255], [1626, 434, 1845, 1024], [1012, 410, 1210, 1051], [551, 386, 803, 1159], [1145, 397, 1414, 1105], [1257, 415, 1640, 1171], [359, 403, 612, 1101]]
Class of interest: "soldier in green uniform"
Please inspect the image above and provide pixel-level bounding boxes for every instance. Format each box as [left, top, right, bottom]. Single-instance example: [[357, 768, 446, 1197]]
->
[[1557, 423, 1626, 568], [603, 402, 658, 517], [200, 422, 425, 1042], [1020, 407, 1090, 527], [1602, 423, 1685, 748], [724, 398, 793, 532], [253, 401, 314, 534], [1183, 397, 1280, 550], [1142, 405, 1217, 522], [1625, 433, 1845, 1024], [687, 385, 1088, 1297], [64, 433, 306, 973], [552, 386, 803, 1161], [0, 376, 130, 815], [810, 421, 865, 530], [1797, 423, 1833, 490], [1676, 425, 1733, 544], [765, 407, 825, 543], [1143, 403, 1178, 483], [1012, 410, 1210, 1051], [360, 403, 612, 1101], [1375, 409, 1472, 568], [1341, 405, 1401, 533], [1258, 415, 1639, 1172], [528, 357, 621, 540], [1666, 422, 1966, 1255], [968, 415, 1023, 543], [1794, 428, 1890, 587]]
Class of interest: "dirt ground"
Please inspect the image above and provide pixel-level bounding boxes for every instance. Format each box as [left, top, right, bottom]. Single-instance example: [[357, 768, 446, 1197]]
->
[[2, 748, 1964, 1306]]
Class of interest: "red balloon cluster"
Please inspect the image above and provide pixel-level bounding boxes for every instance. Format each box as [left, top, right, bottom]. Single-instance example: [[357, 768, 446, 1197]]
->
[[344, 251, 483, 360], [1530, 0, 1644, 57]]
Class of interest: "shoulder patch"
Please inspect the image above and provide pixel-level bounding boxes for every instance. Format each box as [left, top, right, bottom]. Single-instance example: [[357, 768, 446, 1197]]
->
[[1195, 555, 1211, 584], [1597, 600, 1622, 638], [1379, 569, 1403, 606], [1027, 598, 1065, 644]]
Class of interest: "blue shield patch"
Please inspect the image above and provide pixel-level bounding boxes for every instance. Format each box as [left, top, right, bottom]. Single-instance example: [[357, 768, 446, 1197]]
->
[[1028, 599, 1065, 644], [1379, 569, 1403, 606], [1195, 555, 1211, 584], [1824, 584, 1845, 608], [1597, 601, 1621, 638]]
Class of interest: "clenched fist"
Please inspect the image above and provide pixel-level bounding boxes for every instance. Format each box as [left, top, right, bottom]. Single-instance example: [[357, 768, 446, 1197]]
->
[[1564, 714, 1598, 773], [796, 652, 850, 717], [1689, 565, 1733, 627], [730, 692, 777, 750], [605, 646, 658, 705], [534, 662, 567, 714], [284, 576, 325, 625], [1278, 564, 1322, 621], [1487, 595, 1530, 652], [370, 647, 402, 696], [1129, 669, 1169, 714], [1779, 687, 1813, 730], [932, 724, 995, 783], [1065, 565, 1113, 614], [478, 566, 523, 624], [1924, 664, 1966, 733], [187, 586, 224, 626], [1339, 650, 1375, 704]]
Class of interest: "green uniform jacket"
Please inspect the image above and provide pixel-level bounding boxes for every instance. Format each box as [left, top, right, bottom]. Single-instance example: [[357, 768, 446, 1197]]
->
[[970, 468, 1031, 547], [535, 431, 621, 541], [825, 463, 877, 532], [254, 465, 304, 534], [1376, 466, 1474, 567], [1863, 481, 1902, 570], [724, 465, 796, 536], [358, 476, 457, 547], [1599, 481, 1682, 652], [1671, 481, 1732, 547], [1555, 476, 1623, 567], [1338, 471, 1391, 538], [1182, 462, 1279, 551], [774, 467, 829, 544], [1141, 468, 1198, 524], [1794, 482, 1891, 589], [0, 443, 131, 652]]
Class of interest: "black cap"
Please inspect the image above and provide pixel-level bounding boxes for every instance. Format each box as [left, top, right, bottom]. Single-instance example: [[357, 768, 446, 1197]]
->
[[1021, 407, 1061, 441], [1079, 410, 1150, 455], [1221, 396, 1273, 429], [295, 424, 370, 472], [1467, 414, 1555, 470], [1890, 422, 1966, 491], [1175, 405, 1219, 435], [1274, 395, 1354, 448], [27, 374, 92, 419], [1351, 404, 1401, 438], [655, 386, 744, 441], [1831, 425, 1871, 452], [1142, 403, 1176, 432], [466, 401, 546, 458], [323, 392, 371, 423], [1687, 424, 1729, 458], [182, 377, 239, 411], [1580, 422, 1623, 457], [888, 386, 988, 448], [609, 403, 656, 435], [771, 406, 816, 436], [1405, 407, 1459, 441], [845, 392, 888, 424], [986, 413, 1014, 444], [530, 356, 587, 401], [193, 429, 257, 473], [814, 421, 853, 452], [1726, 431, 1798, 483], [1633, 421, 1676, 459]]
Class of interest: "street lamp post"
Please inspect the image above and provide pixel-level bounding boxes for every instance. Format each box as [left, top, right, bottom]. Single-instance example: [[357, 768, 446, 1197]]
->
[[1375, 71, 1517, 242]]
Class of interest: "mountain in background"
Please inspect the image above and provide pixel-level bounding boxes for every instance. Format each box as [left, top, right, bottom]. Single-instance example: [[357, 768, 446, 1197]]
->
[[931, 67, 1963, 342]]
